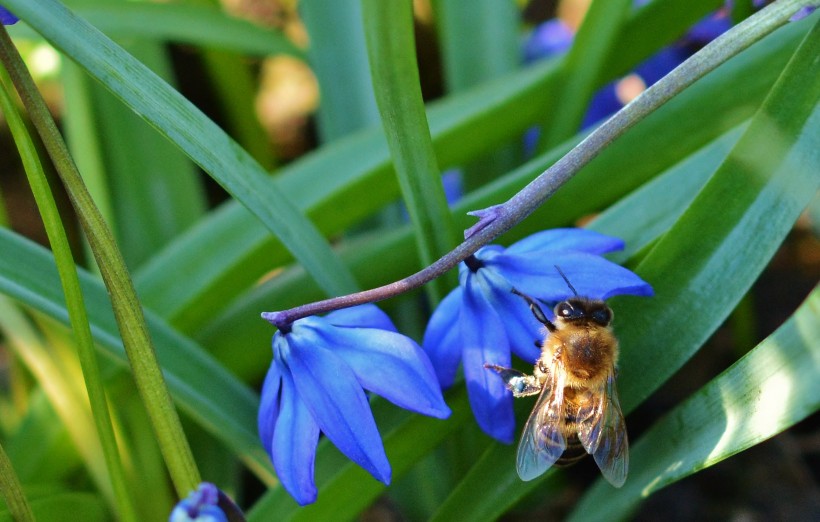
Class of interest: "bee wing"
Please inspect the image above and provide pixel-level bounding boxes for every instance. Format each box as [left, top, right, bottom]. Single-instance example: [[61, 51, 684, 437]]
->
[[516, 363, 567, 481], [582, 371, 628, 487]]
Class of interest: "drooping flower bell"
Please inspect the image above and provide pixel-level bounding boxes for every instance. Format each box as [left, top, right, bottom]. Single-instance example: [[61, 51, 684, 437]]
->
[[169, 483, 236, 522], [258, 304, 450, 505], [0, 7, 18, 25], [422, 228, 652, 443]]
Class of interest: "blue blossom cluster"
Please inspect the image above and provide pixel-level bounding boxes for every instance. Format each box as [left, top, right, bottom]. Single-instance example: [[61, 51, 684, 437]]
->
[[422, 228, 652, 442], [258, 304, 450, 505], [258, 227, 652, 504]]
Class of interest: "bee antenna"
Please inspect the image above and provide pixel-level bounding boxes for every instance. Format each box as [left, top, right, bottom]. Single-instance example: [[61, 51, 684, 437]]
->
[[554, 265, 578, 296]]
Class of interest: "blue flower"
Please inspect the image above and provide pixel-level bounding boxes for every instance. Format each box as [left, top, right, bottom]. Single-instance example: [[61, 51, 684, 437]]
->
[[0, 7, 18, 25], [523, 18, 573, 63], [422, 228, 652, 443], [258, 304, 451, 505], [169, 483, 228, 522]]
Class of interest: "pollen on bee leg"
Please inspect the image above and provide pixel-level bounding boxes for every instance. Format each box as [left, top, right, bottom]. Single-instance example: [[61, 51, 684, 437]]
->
[[484, 364, 542, 397]]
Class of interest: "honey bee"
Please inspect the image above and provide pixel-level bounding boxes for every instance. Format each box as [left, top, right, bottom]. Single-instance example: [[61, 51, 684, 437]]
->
[[485, 268, 628, 487]]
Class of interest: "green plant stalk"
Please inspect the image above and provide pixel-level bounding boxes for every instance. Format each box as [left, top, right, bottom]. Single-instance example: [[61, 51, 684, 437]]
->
[[537, 0, 632, 150], [361, 0, 458, 303], [0, 439, 34, 522], [0, 26, 201, 496], [265, 0, 818, 326], [0, 64, 138, 520]]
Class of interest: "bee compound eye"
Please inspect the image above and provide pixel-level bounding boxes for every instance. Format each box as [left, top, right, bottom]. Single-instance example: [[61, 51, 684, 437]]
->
[[592, 308, 612, 325], [557, 302, 575, 318]]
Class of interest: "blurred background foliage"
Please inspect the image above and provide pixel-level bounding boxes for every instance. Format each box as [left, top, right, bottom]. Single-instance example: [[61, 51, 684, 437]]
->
[[0, 0, 817, 520]]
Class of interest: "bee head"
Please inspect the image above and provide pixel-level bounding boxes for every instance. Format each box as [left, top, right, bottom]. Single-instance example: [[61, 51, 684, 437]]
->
[[555, 298, 613, 327]]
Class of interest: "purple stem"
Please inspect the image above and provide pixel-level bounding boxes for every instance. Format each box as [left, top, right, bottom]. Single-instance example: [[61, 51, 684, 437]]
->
[[262, 0, 813, 330]]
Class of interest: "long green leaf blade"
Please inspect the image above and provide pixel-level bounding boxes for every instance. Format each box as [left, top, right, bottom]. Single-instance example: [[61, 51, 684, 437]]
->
[[569, 285, 820, 520], [362, 0, 458, 301], [0, 228, 275, 486], [424, 13, 820, 519], [4, 0, 358, 297], [9, 1, 305, 58], [134, 1, 806, 336]]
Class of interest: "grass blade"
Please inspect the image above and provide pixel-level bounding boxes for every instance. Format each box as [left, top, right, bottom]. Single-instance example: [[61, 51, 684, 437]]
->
[[569, 285, 820, 520]]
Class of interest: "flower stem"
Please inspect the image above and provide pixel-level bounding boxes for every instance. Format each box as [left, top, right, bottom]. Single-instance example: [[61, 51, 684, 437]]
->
[[0, 59, 138, 520], [0, 440, 34, 522], [260, 0, 815, 326], [0, 25, 201, 496]]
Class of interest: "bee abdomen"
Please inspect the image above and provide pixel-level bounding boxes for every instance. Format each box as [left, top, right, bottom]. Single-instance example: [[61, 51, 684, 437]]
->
[[555, 434, 587, 467]]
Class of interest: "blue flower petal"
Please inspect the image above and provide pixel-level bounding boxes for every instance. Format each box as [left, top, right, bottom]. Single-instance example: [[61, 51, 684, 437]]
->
[[477, 269, 542, 364], [422, 288, 464, 388], [312, 325, 451, 419], [461, 272, 515, 443], [504, 228, 624, 256], [271, 369, 320, 505], [324, 304, 397, 332], [257, 358, 283, 456], [524, 18, 573, 63], [285, 328, 392, 484], [487, 251, 653, 301], [169, 483, 228, 522], [0, 7, 18, 25]]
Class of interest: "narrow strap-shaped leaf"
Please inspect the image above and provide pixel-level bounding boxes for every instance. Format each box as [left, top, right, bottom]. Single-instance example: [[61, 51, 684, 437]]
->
[[616, 13, 820, 410], [538, 0, 632, 149], [435, 0, 520, 93], [0, 22, 203, 495], [0, 297, 111, 501], [0, 59, 137, 519], [420, 12, 819, 519], [9, 1, 305, 58], [569, 285, 820, 520], [362, 0, 458, 301], [0, 440, 34, 522], [300, 0, 379, 142], [85, 41, 206, 268], [200, 17, 807, 380], [434, 0, 521, 190], [3, 0, 358, 297], [135, 0, 805, 335], [0, 227, 275, 486]]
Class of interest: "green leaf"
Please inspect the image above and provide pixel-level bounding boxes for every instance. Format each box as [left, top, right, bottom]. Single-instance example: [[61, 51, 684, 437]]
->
[[0, 229, 275, 486], [9, 1, 305, 59], [615, 14, 820, 411], [0, 440, 34, 521], [0, 298, 111, 501], [198, 17, 807, 381], [362, 0, 458, 301], [433, 0, 522, 192], [4, 0, 358, 297], [0, 491, 108, 522], [80, 42, 206, 268], [435, 0, 519, 93], [587, 124, 746, 264], [569, 285, 820, 520], [417, 13, 820, 518], [134, 0, 806, 337], [300, 0, 379, 142], [538, 0, 632, 149]]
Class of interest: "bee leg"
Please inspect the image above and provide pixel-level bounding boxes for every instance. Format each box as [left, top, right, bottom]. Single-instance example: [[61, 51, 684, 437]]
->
[[511, 288, 556, 332], [484, 364, 543, 397]]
